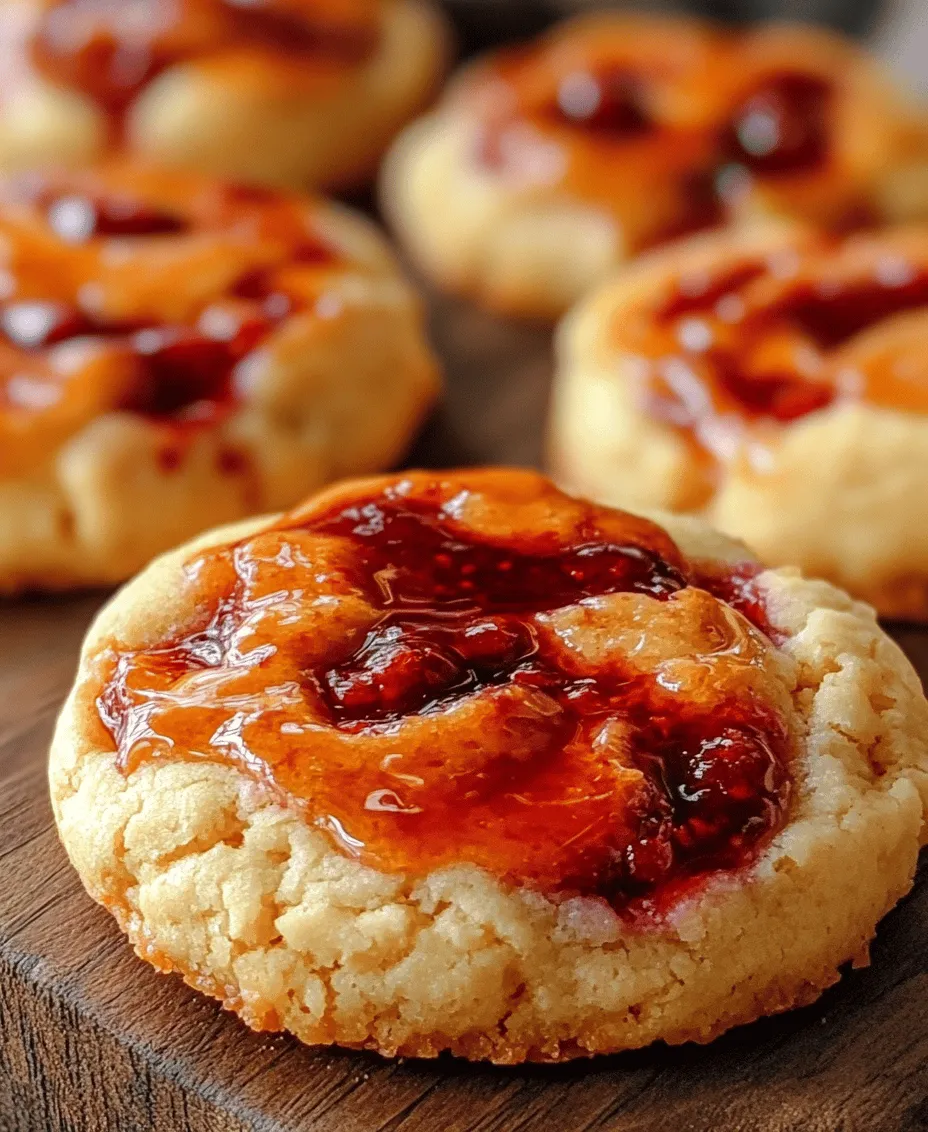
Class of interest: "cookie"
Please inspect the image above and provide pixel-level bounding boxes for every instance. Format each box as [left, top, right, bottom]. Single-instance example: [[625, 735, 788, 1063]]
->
[[50, 468, 928, 1062], [0, 0, 450, 190], [550, 221, 928, 619], [0, 163, 439, 591], [382, 14, 928, 318]]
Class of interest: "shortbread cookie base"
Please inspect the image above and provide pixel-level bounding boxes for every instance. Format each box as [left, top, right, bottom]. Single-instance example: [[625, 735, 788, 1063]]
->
[[49, 511, 928, 1062], [381, 18, 928, 319], [549, 226, 928, 620], [0, 197, 439, 592]]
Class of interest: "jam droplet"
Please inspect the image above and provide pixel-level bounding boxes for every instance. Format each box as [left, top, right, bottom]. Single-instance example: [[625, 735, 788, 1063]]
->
[[0, 300, 95, 348], [121, 328, 237, 418], [45, 193, 187, 242], [661, 724, 783, 862], [31, 0, 173, 126], [95, 480, 792, 911], [714, 363, 834, 422], [770, 272, 928, 349], [724, 73, 832, 176], [554, 69, 651, 135]]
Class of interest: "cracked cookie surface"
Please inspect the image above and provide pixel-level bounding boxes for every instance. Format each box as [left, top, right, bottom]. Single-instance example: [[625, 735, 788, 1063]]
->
[[50, 469, 928, 1062]]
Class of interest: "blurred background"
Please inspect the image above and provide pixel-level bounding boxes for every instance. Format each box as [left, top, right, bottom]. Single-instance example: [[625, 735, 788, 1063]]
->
[[443, 0, 926, 91]]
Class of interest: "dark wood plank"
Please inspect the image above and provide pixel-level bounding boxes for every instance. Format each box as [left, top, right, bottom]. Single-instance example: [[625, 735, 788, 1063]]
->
[[0, 296, 926, 1132], [410, 297, 552, 470]]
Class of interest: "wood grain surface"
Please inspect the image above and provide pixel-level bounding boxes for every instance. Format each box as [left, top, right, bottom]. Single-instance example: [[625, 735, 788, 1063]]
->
[[0, 299, 926, 1132]]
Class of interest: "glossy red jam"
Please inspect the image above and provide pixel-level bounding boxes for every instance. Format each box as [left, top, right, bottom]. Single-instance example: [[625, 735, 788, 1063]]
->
[[310, 497, 687, 723], [94, 474, 793, 911], [547, 69, 831, 180], [469, 21, 871, 254], [551, 69, 651, 136], [30, 0, 381, 139], [622, 237, 928, 467], [0, 167, 337, 443], [722, 73, 832, 176], [767, 270, 928, 349], [42, 192, 188, 242]]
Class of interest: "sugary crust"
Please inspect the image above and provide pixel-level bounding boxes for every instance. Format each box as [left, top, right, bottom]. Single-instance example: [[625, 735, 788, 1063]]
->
[[548, 223, 928, 619], [49, 498, 928, 1062], [0, 0, 451, 191], [381, 15, 928, 319], [0, 203, 440, 592]]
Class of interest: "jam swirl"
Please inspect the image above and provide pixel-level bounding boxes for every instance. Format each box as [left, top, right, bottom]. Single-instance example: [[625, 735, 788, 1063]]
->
[[0, 165, 339, 475], [469, 19, 884, 253], [30, 0, 382, 141], [94, 471, 793, 911], [618, 230, 928, 474]]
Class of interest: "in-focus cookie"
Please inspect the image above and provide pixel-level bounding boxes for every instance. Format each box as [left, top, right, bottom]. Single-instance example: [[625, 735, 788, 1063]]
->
[[50, 468, 928, 1062], [0, 163, 439, 591], [550, 222, 928, 619], [382, 14, 928, 317], [0, 0, 450, 190]]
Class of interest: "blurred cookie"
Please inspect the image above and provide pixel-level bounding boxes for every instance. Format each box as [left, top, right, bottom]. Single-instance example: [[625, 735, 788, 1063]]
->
[[550, 221, 928, 618], [0, 163, 439, 590], [383, 14, 928, 317], [0, 0, 450, 190], [51, 469, 928, 1061]]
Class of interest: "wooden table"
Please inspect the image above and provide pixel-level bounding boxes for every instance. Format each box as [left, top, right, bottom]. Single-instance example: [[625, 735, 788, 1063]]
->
[[0, 296, 926, 1132]]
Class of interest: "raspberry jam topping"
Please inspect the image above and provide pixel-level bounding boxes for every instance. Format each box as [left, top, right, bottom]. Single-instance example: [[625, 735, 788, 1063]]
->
[[621, 233, 928, 470], [30, 0, 381, 139], [311, 498, 686, 724], [471, 22, 868, 254], [0, 166, 338, 468], [553, 69, 651, 135], [94, 472, 793, 911], [42, 192, 188, 242], [723, 74, 832, 177], [118, 327, 247, 418]]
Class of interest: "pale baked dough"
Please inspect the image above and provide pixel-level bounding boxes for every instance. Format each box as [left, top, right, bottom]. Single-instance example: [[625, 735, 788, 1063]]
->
[[383, 107, 626, 319], [0, 172, 440, 592], [49, 487, 928, 1062], [382, 15, 928, 318], [0, 0, 450, 190], [549, 223, 928, 619]]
